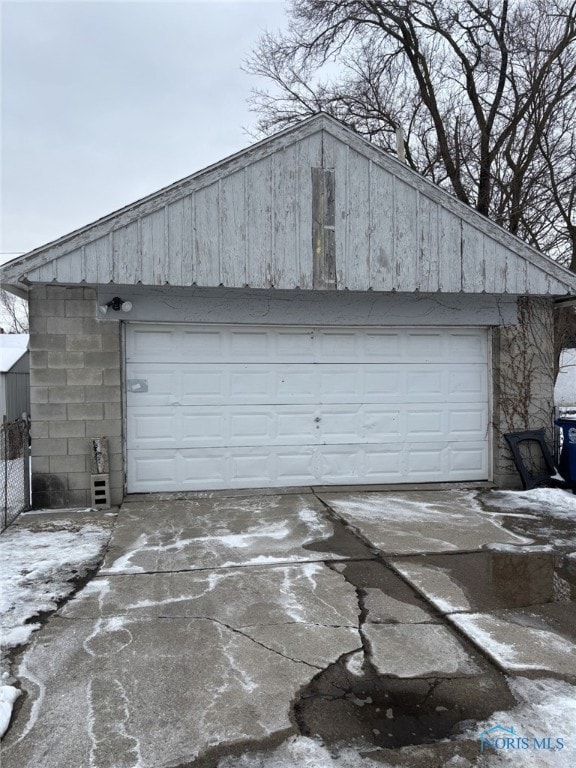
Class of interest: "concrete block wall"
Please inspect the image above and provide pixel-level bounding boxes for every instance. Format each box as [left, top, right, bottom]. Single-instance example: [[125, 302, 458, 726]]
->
[[29, 285, 123, 507], [493, 297, 555, 488]]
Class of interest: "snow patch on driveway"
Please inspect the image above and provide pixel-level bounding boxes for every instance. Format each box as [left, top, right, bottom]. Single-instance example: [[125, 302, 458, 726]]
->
[[0, 515, 111, 738], [483, 488, 576, 518]]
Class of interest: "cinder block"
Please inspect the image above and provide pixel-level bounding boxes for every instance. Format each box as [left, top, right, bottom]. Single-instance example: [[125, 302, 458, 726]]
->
[[110, 486, 124, 506], [30, 368, 66, 386], [101, 334, 120, 351], [50, 454, 86, 473], [31, 386, 49, 404], [90, 474, 111, 509], [68, 489, 90, 507], [34, 299, 66, 317], [67, 368, 103, 386], [67, 402, 104, 421], [65, 300, 95, 317], [45, 286, 69, 299], [106, 439, 123, 462], [84, 351, 121, 368], [83, 317, 119, 335], [108, 451, 123, 474], [85, 419, 122, 437], [29, 334, 64, 351], [47, 316, 81, 335], [103, 369, 121, 386], [49, 421, 86, 438], [31, 490, 51, 509], [29, 285, 47, 300], [66, 335, 103, 352], [85, 386, 121, 404], [30, 420, 49, 439], [109, 469, 124, 490], [31, 456, 50, 473], [32, 438, 68, 457], [67, 472, 91, 490], [29, 350, 48, 369], [83, 288, 97, 301], [62, 287, 85, 300], [104, 403, 122, 420], [29, 316, 47, 334], [31, 473, 69, 508], [49, 386, 86, 404], [47, 350, 84, 369], [67, 437, 91, 455], [31, 403, 67, 421]]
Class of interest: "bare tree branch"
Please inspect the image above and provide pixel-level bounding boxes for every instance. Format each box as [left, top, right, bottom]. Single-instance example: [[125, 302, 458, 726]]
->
[[246, 0, 576, 270]]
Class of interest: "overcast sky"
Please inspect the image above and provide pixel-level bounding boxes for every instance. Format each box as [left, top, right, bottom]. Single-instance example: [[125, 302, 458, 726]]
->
[[1, 0, 290, 264]]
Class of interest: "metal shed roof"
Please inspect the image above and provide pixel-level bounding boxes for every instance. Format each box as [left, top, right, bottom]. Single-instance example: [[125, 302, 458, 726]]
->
[[0, 334, 29, 373]]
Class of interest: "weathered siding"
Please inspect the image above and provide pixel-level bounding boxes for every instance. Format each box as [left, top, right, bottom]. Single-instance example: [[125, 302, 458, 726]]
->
[[7, 118, 575, 296]]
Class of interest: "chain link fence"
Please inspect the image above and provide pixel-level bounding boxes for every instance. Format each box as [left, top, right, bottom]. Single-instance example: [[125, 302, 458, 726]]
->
[[1, 416, 30, 531]]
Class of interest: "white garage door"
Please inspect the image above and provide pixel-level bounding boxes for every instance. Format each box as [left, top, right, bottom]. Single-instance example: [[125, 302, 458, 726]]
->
[[125, 324, 489, 492]]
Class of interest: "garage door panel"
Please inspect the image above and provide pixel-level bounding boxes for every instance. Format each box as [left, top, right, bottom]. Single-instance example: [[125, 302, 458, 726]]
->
[[127, 402, 486, 450], [126, 324, 490, 491], [127, 326, 488, 365], [127, 441, 488, 492], [126, 363, 487, 407], [448, 369, 487, 395], [450, 445, 488, 474]]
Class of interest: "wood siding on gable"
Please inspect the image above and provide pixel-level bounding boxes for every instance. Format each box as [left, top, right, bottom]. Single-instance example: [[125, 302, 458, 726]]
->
[[14, 124, 573, 295]]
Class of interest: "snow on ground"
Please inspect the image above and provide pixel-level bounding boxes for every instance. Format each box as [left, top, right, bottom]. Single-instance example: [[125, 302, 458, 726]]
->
[[0, 513, 111, 737], [483, 488, 576, 518], [470, 677, 576, 767]]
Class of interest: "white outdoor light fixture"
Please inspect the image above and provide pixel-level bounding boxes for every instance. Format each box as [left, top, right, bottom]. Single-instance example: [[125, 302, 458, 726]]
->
[[99, 297, 133, 314]]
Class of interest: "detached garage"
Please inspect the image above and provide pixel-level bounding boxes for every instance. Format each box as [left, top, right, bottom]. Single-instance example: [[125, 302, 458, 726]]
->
[[126, 324, 488, 491], [1, 114, 575, 507]]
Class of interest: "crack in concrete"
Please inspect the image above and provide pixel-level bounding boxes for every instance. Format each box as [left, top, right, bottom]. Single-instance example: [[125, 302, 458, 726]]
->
[[99, 557, 345, 576], [204, 616, 328, 671]]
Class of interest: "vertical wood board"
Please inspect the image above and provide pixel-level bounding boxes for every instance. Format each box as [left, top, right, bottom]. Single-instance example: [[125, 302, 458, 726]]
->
[[245, 156, 273, 287], [193, 182, 220, 286], [272, 146, 299, 288], [393, 178, 418, 291], [344, 148, 371, 290], [220, 169, 247, 287], [369, 160, 395, 291]]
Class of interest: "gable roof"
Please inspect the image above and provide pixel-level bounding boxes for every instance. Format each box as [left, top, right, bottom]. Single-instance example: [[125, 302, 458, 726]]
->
[[2, 113, 575, 295]]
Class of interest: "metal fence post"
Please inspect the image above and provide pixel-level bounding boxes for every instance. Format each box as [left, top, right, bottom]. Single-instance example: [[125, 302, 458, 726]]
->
[[2, 415, 7, 531], [23, 415, 31, 510]]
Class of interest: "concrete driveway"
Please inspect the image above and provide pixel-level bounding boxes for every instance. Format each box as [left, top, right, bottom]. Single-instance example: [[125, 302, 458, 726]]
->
[[3, 487, 576, 767]]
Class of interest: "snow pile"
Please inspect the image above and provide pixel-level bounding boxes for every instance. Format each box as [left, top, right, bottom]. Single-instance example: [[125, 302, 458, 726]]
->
[[0, 517, 111, 738], [471, 677, 576, 767], [484, 488, 576, 519], [0, 681, 20, 740]]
